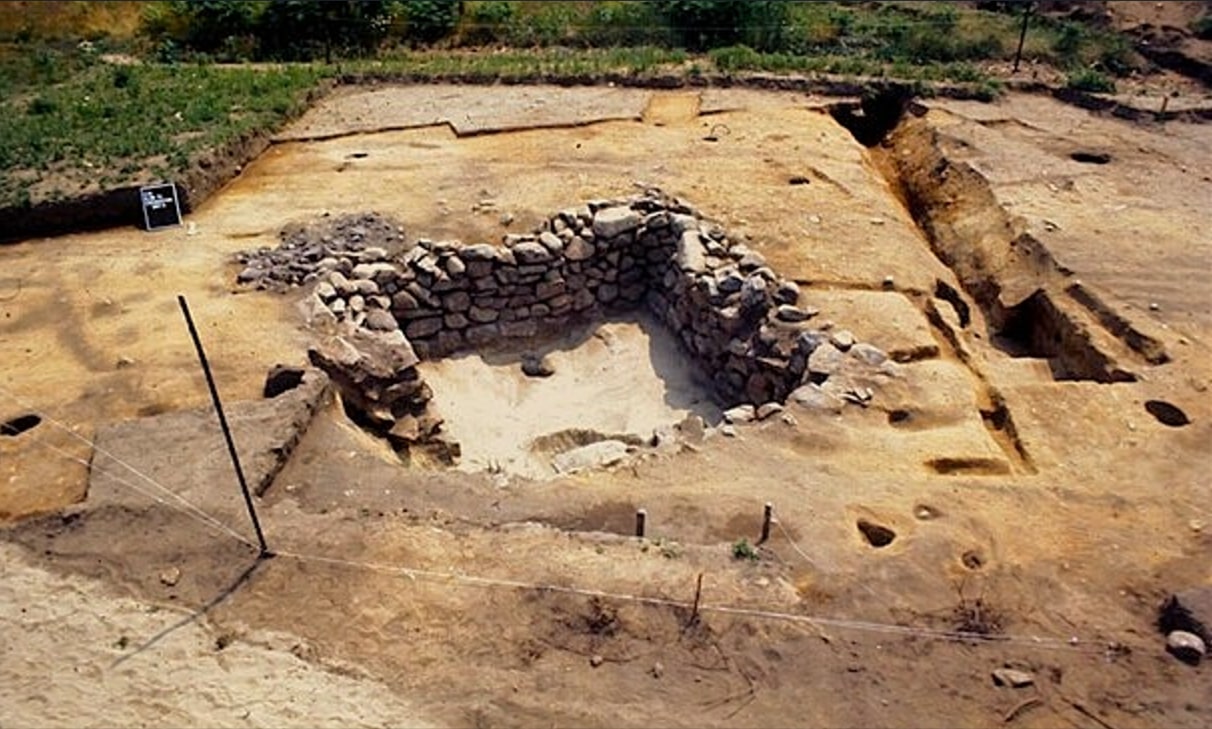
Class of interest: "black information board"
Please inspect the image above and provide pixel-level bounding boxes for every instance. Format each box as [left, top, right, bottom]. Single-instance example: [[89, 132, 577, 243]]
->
[[139, 183, 182, 231]]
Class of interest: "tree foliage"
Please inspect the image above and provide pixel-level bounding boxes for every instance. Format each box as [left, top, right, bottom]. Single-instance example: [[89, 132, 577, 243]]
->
[[654, 0, 789, 51]]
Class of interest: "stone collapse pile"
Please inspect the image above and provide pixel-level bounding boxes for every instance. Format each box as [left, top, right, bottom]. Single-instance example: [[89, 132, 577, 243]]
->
[[294, 190, 886, 404]]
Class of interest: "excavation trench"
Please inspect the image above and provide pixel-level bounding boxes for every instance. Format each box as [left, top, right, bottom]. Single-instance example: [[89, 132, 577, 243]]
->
[[258, 190, 892, 478], [835, 94, 1168, 384]]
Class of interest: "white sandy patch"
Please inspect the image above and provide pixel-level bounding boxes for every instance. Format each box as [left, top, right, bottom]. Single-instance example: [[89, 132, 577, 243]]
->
[[0, 544, 435, 729], [419, 313, 720, 479]]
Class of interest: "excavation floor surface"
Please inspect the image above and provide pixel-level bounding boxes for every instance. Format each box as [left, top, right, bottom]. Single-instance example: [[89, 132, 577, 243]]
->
[[0, 84, 1209, 728]]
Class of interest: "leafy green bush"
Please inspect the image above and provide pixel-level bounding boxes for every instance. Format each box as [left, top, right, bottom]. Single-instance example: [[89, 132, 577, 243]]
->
[[732, 538, 759, 562], [403, 0, 461, 44], [709, 44, 761, 72], [656, 0, 789, 51], [582, 2, 671, 48], [258, 0, 397, 60], [461, 0, 514, 46], [171, 0, 258, 54], [1066, 68, 1115, 93], [1194, 15, 1212, 41]]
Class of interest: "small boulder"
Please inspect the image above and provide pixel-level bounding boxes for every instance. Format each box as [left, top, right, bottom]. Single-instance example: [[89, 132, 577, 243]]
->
[[723, 404, 756, 424], [756, 402, 784, 421], [991, 668, 1034, 689], [521, 354, 555, 378], [1166, 630, 1206, 665], [592, 207, 642, 238]]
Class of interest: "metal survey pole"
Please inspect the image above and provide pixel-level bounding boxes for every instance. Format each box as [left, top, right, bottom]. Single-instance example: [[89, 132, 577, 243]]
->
[[178, 295, 272, 558]]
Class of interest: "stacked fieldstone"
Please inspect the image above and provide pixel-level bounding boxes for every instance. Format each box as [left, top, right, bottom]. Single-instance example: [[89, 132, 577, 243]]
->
[[242, 190, 892, 457]]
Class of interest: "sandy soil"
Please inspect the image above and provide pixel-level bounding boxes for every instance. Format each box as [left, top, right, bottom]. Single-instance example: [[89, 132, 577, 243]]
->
[[422, 312, 720, 479], [1, 84, 1210, 727], [0, 542, 436, 728]]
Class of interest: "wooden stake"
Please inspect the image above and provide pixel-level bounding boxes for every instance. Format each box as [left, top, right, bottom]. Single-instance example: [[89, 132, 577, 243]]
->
[[758, 502, 773, 545], [635, 508, 647, 538], [691, 572, 704, 626], [1013, 2, 1033, 73]]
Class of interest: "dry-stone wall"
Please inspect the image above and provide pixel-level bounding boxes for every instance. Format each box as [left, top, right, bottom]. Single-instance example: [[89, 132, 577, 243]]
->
[[240, 192, 892, 455]]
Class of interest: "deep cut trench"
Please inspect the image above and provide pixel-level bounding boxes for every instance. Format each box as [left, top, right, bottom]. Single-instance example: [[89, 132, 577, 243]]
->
[[835, 95, 1167, 384]]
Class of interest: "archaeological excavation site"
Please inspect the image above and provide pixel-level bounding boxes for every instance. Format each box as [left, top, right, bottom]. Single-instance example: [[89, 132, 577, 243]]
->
[[1, 81, 1210, 728]]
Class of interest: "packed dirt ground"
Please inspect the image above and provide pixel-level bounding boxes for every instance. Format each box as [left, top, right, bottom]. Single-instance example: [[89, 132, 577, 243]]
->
[[1, 82, 1210, 727]]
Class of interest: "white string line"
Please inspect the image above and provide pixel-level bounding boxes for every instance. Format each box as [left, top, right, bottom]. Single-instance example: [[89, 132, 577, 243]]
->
[[0, 384, 255, 547], [271, 548, 1104, 653], [774, 518, 817, 568], [0, 387, 1109, 653], [31, 435, 256, 548]]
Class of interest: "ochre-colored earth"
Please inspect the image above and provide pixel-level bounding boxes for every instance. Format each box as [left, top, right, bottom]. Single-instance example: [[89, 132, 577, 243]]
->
[[1, 84, 1209, 728]]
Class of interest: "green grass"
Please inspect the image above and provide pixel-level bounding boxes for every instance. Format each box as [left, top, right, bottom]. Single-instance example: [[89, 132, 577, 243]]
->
[[0, 1, 1146, 210], [345, 45, 689, 79], [0, 54, 321, 207]]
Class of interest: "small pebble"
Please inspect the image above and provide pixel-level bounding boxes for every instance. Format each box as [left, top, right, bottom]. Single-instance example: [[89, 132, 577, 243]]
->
[[589, 654, 604, 668], [159, 566, 181, 587]]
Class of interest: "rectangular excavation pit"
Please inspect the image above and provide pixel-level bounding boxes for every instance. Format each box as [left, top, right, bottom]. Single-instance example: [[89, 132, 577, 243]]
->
[[420, 312, 721, 479]]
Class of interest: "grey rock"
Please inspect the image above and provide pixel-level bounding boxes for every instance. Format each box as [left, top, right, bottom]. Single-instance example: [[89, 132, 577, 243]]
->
[[991, 668, 1034, 689], [329, 271, 355, 295], [1166, 631, 1206, 665], [391, 290, 418, 312], [774, 281, 800, 305], [315, 281, 337, 301], [459, 244, 498, 262], [808, 343, 846, 378], [512, 241, 553, 265], [597, 284, 620, 303], [756, 402, 784, 420], [789, 384, 844, 414], [445, 256, 466, 276], [593, 207, 642, 238], [717, 270, 745, 294], [776, 305, 814, 323], [466, 324, 500, 347], [677, 231, 708, 273], [352, 262, 396, 280], [352, 279, 378, 296], [738, 250, 767, 271], [538, 231, 564, 254], [468, 306, 499, 324], [830, 330, 855, 351], [723, 404, 756, 424], [444, 312, 469, 330], [521, 354, 555, 378], [442, 290, 471, 311], [850, 343, 888, 366], [364, 309, 398, 332], [553, 440, 630, 474], [564, 236, 595, 262], [501, 320, 538, 338], [405, 317, 443, 339]]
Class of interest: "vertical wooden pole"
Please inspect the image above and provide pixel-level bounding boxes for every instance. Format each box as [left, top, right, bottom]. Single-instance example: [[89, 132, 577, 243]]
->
[[759, 502, 774, 545], [690, 573, 704, 626], [635, 508, 647, 538], [1013, 3, 1033, 73]]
